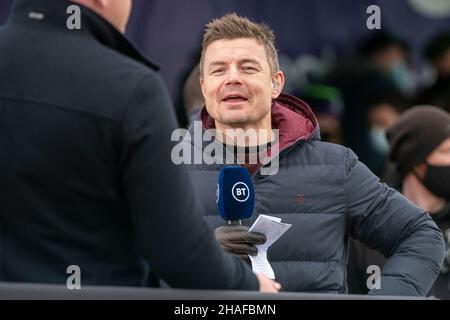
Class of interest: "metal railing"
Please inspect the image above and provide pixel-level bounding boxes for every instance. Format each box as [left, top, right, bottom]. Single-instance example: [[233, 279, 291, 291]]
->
[[0, 283, 432, 300]]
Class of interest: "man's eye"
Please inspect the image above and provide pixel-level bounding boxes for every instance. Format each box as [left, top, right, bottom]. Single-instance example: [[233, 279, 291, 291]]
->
[[242, 66, 257, 72], [212, 69, 225, 74]]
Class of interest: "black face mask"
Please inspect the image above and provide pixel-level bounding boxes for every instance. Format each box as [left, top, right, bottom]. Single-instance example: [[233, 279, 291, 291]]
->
[[422, 164, 450, 199]]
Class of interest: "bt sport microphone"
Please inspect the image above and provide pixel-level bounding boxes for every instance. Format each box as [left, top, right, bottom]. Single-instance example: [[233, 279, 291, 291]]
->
[[216, 166, 255, 225]]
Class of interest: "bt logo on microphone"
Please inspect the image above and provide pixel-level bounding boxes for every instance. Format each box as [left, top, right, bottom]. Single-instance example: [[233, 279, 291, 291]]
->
[[232, 182, 250, 202]]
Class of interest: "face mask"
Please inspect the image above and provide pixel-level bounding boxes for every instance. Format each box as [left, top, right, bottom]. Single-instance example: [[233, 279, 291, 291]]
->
[[369, 127, 389, 154], [390, 61, 415, 94], [422, 163, 450, 199]]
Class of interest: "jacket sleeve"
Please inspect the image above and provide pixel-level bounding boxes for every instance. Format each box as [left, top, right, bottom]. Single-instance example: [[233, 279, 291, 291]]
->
[[345, 148, 445, 296], [117, 72, 258, 290]]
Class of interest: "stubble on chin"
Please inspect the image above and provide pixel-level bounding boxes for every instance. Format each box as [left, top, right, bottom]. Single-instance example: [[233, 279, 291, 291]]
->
[[218, 112, 251, 126]]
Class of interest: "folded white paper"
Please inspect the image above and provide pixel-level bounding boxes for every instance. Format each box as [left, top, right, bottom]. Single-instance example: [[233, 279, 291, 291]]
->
[[248, 214, 292, 279]]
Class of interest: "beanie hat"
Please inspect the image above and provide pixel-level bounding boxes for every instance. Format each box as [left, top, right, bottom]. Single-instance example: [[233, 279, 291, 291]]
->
[[387, 106, 450, 175]]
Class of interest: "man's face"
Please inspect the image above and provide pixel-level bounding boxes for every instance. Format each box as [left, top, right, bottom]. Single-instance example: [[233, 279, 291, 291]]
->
[[373, 45, 408, 72], [368, 103, 400, 129], [200, 38, 283, 128]]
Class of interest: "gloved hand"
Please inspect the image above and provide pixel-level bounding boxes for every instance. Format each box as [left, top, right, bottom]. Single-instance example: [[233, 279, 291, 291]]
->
[[214, 225, 267, 261]]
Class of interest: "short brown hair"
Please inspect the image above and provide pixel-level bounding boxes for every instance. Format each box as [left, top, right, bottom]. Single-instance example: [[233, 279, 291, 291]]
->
[[199, 13, 279, 78]]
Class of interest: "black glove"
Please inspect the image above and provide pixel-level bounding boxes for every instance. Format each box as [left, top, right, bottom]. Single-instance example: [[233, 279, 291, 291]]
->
[[214, 225, 267, 261]]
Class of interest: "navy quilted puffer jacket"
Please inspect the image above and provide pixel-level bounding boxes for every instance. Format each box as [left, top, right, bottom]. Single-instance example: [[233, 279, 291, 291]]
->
[[184, 93, 444, 295]]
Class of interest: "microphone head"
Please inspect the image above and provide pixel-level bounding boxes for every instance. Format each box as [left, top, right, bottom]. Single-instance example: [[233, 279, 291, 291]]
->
[[216, 166, 255, 221]]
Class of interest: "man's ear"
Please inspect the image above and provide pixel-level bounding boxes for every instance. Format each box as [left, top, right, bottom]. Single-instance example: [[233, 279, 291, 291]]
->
[[414, 163, 427, 179], [199, 78, 206, 99], [272, 71, 285, 99]]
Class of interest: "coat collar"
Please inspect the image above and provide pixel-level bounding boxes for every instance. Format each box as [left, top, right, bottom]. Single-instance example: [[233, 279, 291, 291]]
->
[[8, 0, 158, 70], [185, 93, 320, 176], [199, 93, 320, 151]]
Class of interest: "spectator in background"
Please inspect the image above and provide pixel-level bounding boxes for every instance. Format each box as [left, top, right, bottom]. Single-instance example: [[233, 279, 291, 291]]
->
[[424, 32, 450, 80], [418, 32, 450, 111], [182, 64, 205, 126], [387, 106, 450, 299], [325, 32, 412, 173], [359, 31, 415, 95], [300, 84, 344, 145], [348, 106, 450, 297], [174, 48, 203, 128], [366, 89, 409, 178]]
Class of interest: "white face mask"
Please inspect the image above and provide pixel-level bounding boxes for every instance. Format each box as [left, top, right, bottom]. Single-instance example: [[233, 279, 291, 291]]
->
[[370, 127, 389, 154], [390, 61, 416, 94]]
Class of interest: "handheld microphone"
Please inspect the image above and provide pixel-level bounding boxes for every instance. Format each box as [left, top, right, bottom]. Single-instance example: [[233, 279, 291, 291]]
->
[[216, 166, 255, 225]]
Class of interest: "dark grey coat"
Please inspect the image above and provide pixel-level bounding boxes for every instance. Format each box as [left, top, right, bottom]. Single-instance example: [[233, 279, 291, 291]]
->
[[0, 0, 258, 290]]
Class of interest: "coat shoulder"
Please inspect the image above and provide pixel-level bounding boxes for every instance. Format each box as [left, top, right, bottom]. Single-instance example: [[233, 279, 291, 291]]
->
[[290, 140, 355, 167]]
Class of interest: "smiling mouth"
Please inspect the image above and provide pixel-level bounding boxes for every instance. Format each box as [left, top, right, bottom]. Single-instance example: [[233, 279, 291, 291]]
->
[[221, 95, 249, 105]]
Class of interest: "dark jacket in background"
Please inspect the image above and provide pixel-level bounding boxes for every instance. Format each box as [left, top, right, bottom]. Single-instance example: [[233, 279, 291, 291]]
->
[[348, 202, 450, 298], [430, 206, 450, 299], [0, 0, 258, 290], [185, 93, 444, 295], [347, 153, 450, 298]]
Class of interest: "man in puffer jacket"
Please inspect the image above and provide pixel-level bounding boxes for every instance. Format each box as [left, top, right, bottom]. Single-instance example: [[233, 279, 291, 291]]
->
[[178, 13, 445, 295]]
